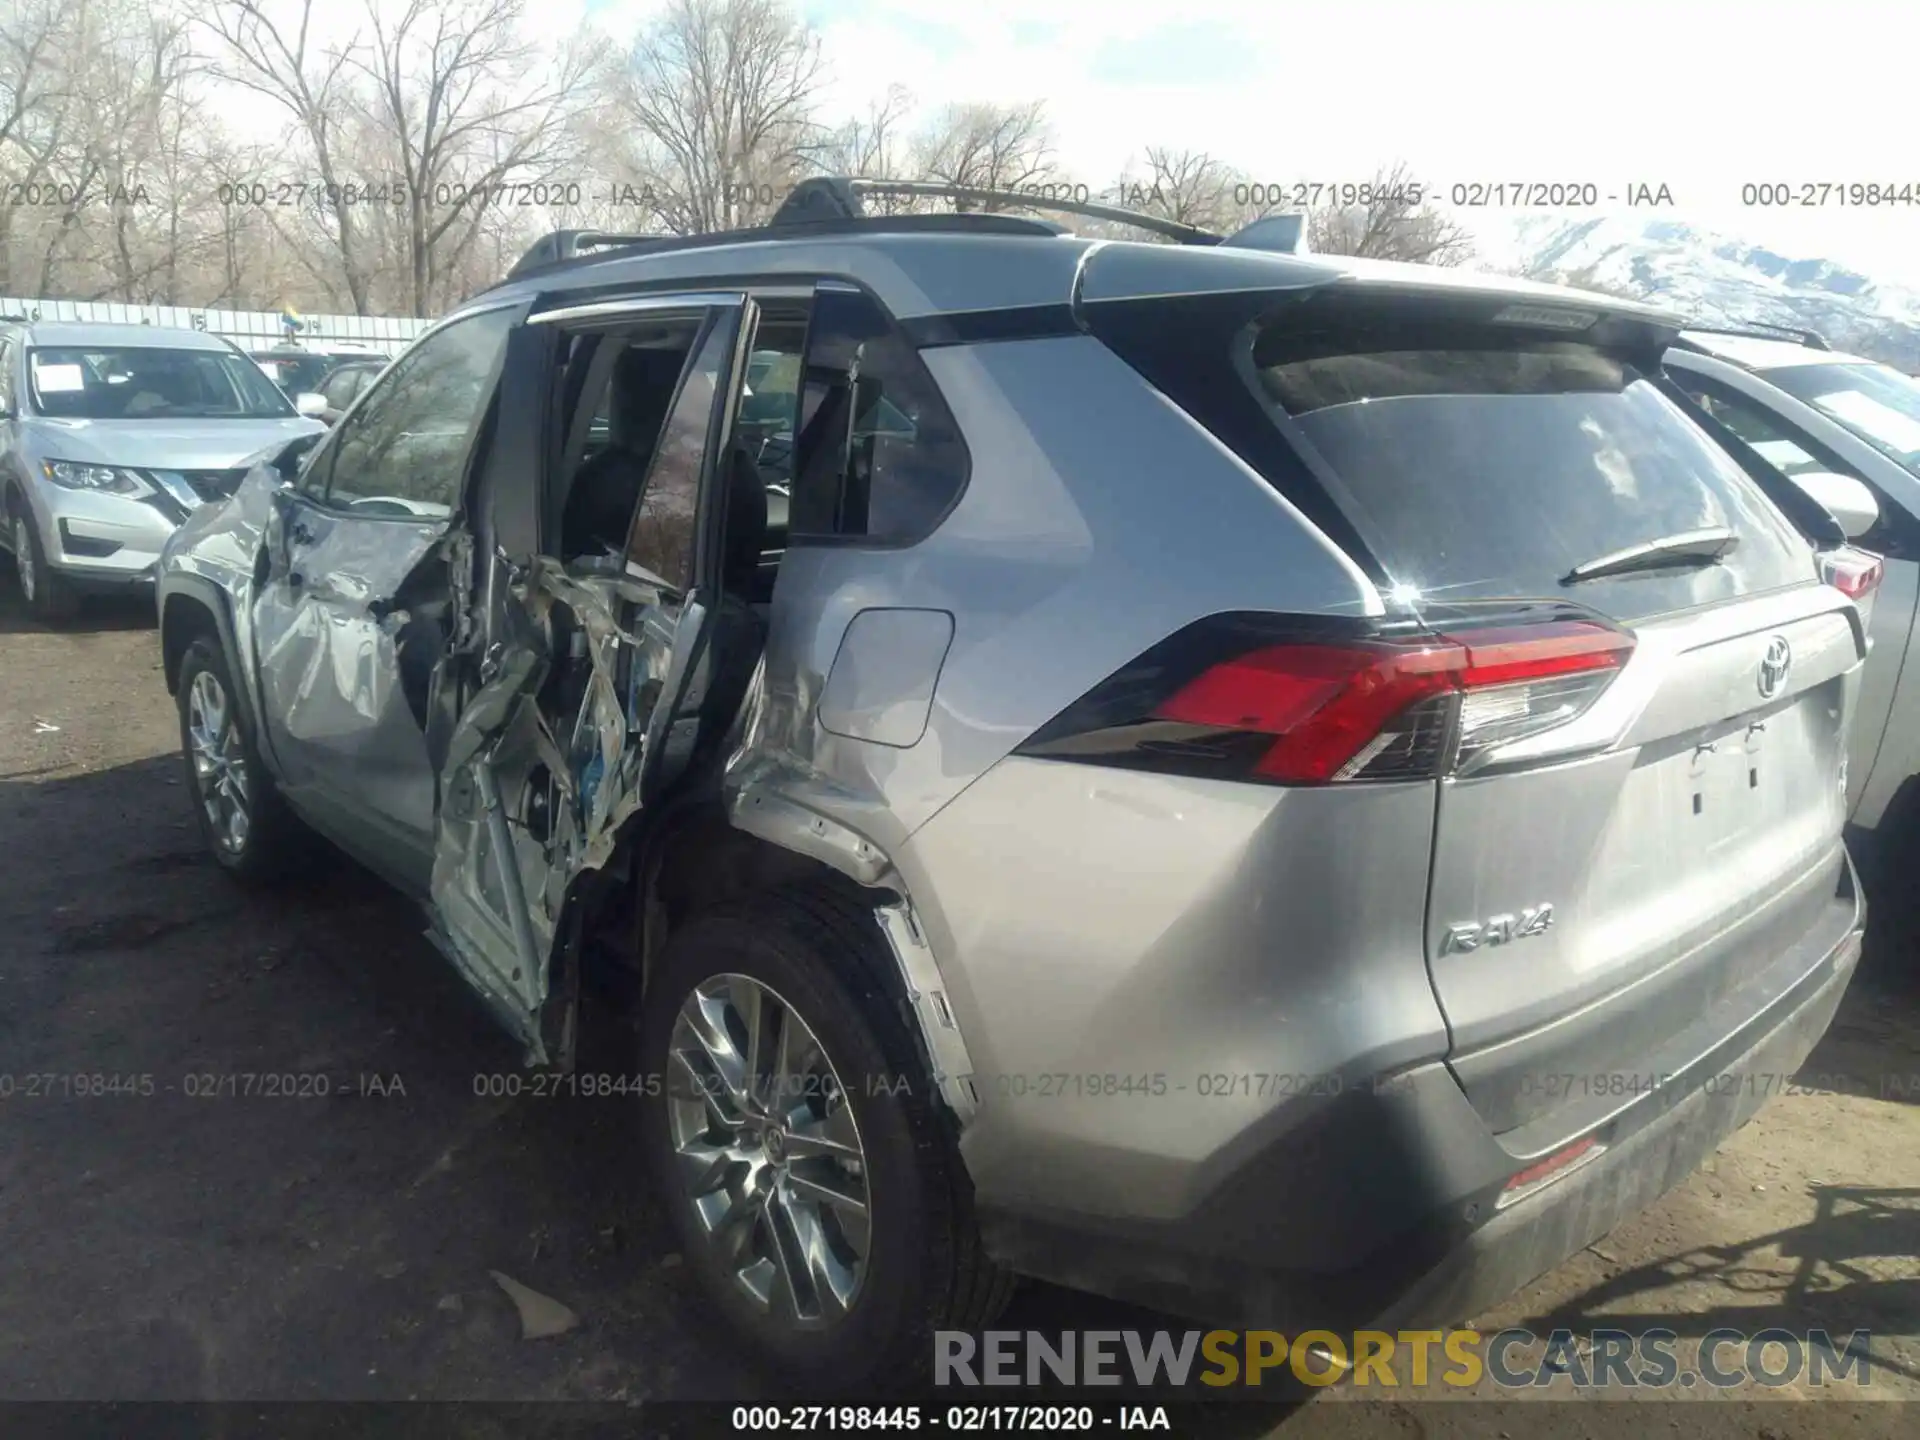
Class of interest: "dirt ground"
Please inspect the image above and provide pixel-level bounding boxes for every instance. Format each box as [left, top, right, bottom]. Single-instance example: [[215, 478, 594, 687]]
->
[[3, 580, 1918, 1435]]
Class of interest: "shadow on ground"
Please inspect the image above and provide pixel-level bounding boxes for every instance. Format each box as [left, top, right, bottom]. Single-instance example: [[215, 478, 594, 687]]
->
[[1515, 1184, 1920, 1383], [0, 557, 156, 636]]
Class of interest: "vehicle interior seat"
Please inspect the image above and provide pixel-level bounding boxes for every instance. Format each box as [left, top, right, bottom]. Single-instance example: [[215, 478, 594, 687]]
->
[[559, 345, 686, 562]]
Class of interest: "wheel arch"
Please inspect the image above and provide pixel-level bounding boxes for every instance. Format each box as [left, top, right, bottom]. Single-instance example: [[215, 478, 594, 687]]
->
[[158, 578, 263, 743], [581, 795, 982, 1129]]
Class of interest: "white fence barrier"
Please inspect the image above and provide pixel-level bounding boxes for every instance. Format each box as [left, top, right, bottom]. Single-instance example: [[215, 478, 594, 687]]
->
[[0, 298, 430, 356]]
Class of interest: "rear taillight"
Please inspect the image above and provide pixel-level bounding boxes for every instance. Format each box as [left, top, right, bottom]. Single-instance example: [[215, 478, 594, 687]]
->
[[1153, 641, 1461, 783], [1446, 623, 1636, 774], [1820, 546, 1884, 601], [1018, 615, 1634, 786]]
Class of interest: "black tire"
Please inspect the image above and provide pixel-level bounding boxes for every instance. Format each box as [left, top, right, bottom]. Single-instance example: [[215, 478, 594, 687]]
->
[[639, 886, 1012, 1393], [7, 493, 79, 622], [175, 636, 306, 883]]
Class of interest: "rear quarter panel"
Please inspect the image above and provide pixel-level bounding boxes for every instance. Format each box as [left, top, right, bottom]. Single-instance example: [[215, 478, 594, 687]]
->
[[740, 333, 1382, 856], [735, 334, 1415, 1214]]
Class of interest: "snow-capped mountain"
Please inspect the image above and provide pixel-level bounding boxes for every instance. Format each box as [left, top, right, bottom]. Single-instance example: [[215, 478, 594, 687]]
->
[[1507, 216, 1920, 370]]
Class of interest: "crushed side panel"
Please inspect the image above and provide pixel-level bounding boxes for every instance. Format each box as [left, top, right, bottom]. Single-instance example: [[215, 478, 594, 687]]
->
[[429, 554, 680, 1056]]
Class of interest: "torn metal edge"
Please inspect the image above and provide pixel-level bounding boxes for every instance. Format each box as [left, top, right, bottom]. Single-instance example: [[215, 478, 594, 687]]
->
[[874, 900, 980, 1126]]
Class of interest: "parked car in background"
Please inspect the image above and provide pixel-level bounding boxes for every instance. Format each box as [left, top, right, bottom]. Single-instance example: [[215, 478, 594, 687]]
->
[[1666, 327, 1920, 840], [157, 181, 1868, 1390], [311, 358, 387, 425], [250, 343, 389, 400], [0, 321, 326, 619]]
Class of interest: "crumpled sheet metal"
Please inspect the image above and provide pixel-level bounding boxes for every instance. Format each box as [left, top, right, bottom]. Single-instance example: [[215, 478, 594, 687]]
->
[[428, 554, 682, 1047], [523, 558, 673, 877]]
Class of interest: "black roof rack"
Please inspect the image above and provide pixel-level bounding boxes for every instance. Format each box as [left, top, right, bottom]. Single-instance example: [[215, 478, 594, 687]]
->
[[497, 207, 1068, 288], [782, 176, 1224, 245], [1681, 321, 1830, 351], [503, 228, 676, 280], [495, 174, 1236, 289]]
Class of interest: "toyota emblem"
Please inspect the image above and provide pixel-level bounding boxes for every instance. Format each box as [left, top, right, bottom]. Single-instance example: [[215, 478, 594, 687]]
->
[[1758, 635, 1792, 699]]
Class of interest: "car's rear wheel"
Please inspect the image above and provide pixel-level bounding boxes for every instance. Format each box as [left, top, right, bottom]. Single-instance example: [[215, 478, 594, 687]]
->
[[639, 888, 1011, 1393], [176, 637, 304, 882], [7, 500, 78, 622]]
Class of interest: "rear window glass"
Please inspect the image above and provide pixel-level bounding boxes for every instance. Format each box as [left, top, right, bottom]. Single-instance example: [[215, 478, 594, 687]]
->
[[1253, 334, 1814, 620]]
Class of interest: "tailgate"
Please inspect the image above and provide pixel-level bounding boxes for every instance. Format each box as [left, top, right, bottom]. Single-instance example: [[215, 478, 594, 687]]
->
[[1426, 585, 1864, 1137]]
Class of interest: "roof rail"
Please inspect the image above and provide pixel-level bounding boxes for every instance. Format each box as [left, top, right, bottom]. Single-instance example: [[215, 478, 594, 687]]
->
[[493, 209, 1072, 294], [492, 173, 1240, 292], [504, 228, 673, 281], [1682, 321, 1830, 351], [780, 176, 1223, 245]]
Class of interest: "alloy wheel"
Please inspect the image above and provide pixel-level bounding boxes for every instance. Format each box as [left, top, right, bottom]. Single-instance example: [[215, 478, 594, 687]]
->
[[665, 973, 871, 1326], [187, 669, 251, 855], [13, 516, 34, 602]]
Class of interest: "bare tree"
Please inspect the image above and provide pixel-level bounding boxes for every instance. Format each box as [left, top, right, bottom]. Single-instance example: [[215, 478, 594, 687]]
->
[[0, 0, 80, 293], [81, 8, 200, 300], [1086, 145, 1278, 241], [1306, 162, 1473, 266], [355, 0, 591, 312], [1132, 147, 1246, 232], [0, 0, 63, 155], [603, 0, 826, 236], [803, 82, 916, 211], [912, 99, 1056, 208], [206, 0, 378, 311]]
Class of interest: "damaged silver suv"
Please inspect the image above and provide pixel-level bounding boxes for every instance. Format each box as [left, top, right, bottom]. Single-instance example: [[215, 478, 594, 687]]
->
[[156, 179, 1870, 1391]]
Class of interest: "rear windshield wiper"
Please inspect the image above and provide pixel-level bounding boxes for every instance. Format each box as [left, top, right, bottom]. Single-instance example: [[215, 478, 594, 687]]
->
[[1562, 526, 1739, 585]]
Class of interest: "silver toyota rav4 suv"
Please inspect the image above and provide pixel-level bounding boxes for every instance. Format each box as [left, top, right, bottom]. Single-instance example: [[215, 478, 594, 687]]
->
[[156, 179, 1870, 1390], [1, 321, 326, 620]]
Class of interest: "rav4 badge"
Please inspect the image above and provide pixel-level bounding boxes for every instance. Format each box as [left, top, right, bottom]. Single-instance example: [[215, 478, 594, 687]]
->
[[1440, 904, 1555, 955]]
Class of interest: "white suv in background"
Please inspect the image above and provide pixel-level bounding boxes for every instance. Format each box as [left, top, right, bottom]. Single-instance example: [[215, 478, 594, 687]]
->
[[1666, 327, 1920, 840], [0, 321, 326, 620]]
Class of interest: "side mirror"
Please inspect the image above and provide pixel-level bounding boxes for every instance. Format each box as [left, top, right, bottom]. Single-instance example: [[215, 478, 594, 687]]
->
[[1790, 471, 1880, 541], [294, 391, 327, 418], [271, 430, 324, 482]]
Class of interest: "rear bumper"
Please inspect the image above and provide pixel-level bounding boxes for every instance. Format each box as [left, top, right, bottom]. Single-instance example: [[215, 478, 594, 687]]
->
[[975, 883, 1863, 1331]]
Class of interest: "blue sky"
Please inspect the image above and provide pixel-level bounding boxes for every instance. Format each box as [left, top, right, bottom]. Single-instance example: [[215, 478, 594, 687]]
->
[[565, 1, 1920, 283]]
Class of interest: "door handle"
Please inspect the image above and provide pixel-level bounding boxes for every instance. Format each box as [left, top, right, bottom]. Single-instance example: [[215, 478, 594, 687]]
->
[[287, 570, 305, 589]]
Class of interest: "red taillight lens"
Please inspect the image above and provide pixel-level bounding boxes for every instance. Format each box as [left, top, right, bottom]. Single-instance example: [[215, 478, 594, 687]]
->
[[1821, 546, 1884, 601], [1025, 616, 1635, 786], [1154, 642, 1462, 783], [1450, 622, 1637, 686]]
